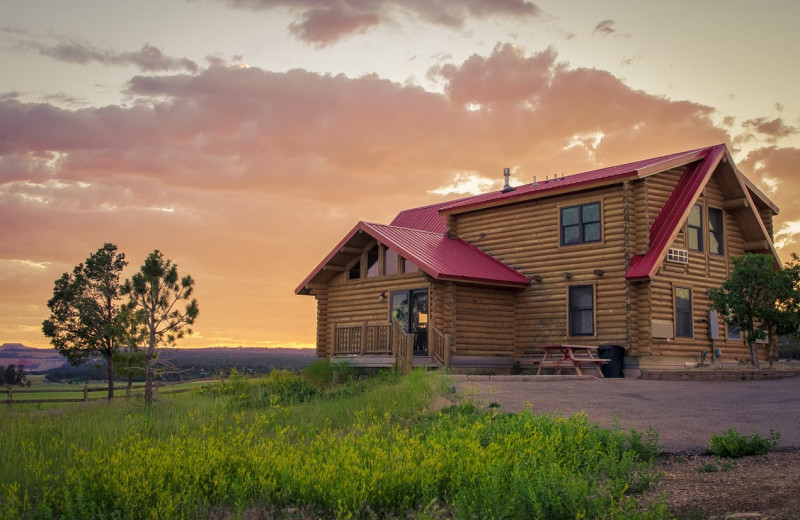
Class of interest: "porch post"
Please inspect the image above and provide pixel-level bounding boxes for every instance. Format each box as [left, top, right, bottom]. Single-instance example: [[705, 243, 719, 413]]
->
[[330, 322, 337, 356], [444, 334, 453, 368], [360, 321, 368, 355]]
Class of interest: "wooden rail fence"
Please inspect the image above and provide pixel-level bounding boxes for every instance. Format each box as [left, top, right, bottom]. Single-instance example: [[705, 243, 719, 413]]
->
[[4, 381, 200, 408]]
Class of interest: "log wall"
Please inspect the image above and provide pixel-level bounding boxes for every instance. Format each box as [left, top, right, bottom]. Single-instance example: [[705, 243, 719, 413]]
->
[[646, 172, 755, 361], [454, 184, 629, 355], [451, 284, 517, 356], [320, 270, 430, 355]]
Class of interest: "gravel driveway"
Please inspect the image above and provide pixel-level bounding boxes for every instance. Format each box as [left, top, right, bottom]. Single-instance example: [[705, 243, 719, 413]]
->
[[454, 376, 800, 453]]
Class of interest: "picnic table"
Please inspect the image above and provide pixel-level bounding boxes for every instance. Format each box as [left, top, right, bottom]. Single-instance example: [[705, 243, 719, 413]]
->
[[522, 344, 609, 377]]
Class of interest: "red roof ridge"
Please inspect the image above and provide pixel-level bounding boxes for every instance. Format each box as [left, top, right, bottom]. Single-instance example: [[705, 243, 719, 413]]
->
[[626, 145, 725, 280], [438, 145, 717, 215], [365, 221, 446, 236]]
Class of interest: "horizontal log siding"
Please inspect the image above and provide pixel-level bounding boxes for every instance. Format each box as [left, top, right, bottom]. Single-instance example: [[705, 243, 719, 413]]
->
[[321, 272, 430, 355], [316, 289, 329, 357], [648, 173, 755, 360], [453, 284, 516, 356], [758, 206, 774, 240], [454, 185, 628, 355]]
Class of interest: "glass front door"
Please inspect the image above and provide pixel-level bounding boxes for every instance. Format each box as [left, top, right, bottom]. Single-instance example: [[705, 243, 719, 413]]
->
[[390, 288, 428, 355]]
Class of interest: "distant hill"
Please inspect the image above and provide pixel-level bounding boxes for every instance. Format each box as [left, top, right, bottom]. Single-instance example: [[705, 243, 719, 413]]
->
[[159, 347, 317, 376], [0, 343, 67, 372]]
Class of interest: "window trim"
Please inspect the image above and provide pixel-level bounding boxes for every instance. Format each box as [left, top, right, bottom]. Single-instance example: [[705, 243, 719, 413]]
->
[[687, 204, 704, 253], [726, 321, 742, 342], [708, 206, 725, 256], [674, 285, 693, 339], [559, 201, 603, 247], [567, 283, 596, 337]]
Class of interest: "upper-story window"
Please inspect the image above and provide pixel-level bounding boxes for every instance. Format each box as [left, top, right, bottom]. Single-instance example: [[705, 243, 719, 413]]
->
[[385, 248, 399, 276], [560, 202, 601, 246], [688, 204, 703, 252], [708, 207, 724, 255], [365, 244, 380, 278]]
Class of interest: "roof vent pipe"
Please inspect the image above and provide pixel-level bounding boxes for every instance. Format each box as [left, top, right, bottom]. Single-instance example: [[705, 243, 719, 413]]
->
[[502, 167, 515, 193]]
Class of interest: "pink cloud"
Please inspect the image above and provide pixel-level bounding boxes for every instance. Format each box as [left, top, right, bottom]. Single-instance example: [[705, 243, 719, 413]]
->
[[289, 2, 380, 47], [742, 117, 797, 143], [5, 43, 796, 349], [14, 36, 198, 73], [213, 0, 542, 45]]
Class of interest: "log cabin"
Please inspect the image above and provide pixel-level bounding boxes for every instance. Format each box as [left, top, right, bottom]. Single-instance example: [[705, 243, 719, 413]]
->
[[295, 144, 781, 374]]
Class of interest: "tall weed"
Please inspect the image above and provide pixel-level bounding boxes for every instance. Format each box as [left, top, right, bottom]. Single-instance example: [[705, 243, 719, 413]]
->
[[1, 371, 669, 520]]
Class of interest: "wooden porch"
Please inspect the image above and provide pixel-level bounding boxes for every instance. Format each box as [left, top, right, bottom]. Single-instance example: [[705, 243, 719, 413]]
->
[[330, 321, 453, 371]]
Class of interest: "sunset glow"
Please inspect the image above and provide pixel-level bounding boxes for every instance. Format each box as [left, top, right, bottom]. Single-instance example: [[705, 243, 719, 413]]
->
[[2, 0, 799, 349]]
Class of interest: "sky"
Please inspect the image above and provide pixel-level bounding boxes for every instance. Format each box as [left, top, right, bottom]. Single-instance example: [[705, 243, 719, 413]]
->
[[2, 0, 799, 350]]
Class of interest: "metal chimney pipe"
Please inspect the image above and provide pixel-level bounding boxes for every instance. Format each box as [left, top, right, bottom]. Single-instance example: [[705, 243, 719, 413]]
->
[[502, 167, 515, 193]]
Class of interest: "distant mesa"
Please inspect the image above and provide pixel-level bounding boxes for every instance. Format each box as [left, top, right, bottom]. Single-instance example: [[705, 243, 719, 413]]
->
[[0, 343, 67, 372]]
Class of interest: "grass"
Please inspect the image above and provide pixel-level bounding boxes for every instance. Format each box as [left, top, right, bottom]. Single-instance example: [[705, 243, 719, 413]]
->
[[707, 428, 781, 458], [1, 364, 672, 519]]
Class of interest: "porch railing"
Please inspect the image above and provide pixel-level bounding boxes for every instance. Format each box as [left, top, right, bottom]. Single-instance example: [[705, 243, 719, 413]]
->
[[329, 321, 452, 370], [430, 328, 452, 367], [393, 320, 414, 373], [331, 322, 392, 355]]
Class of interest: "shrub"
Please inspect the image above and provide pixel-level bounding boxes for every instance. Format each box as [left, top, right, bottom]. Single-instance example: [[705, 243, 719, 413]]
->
[[707, 428, 780, 458]]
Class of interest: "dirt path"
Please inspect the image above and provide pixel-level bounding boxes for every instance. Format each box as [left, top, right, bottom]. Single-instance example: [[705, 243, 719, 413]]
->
[[454, 376, 800, 453]]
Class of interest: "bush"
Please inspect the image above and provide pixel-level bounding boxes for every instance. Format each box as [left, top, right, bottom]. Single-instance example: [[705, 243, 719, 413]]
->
[[708, 428, 780, 458]]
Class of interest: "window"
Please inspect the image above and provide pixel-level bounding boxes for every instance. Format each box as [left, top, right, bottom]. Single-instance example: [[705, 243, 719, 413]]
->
[[402, 257, 419, 274], [708, 208, 724, 255], [385, 248, 399, 275], [727, 322, 742, 341], [568, 285, 594, 336], [688, 204, 703, 252], [675, 286, 693, 338], [348, 259, 361, 280], [560, 202, 601, 246], [365, 244, 379, 278]]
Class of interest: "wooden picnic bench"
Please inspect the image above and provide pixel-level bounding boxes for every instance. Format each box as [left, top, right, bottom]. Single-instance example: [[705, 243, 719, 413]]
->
[[520, 344, 609, 377]]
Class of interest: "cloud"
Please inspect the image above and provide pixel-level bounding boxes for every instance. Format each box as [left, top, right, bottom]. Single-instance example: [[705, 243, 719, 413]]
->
[[593, 19, 629, 37], [212, 0, 542, 45], [739, 146, 800, 254], [14, 37, 198, 73], [4, 43, 791, 349], [288, 2, 380, 47], [742, 117, 797, 143]]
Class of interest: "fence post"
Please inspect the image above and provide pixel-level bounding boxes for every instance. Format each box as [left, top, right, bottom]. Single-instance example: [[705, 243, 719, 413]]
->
[[83, 383, 88, 402], [360, 321, 368, 355], [7, 387, 11, 409]]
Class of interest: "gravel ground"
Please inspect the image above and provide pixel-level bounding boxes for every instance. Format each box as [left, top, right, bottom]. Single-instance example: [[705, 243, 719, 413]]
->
[[455, 376, 800, 518], [454, 376, 800, 453]]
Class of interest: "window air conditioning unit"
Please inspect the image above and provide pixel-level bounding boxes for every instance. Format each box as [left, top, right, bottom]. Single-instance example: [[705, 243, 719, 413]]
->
[[666, 248, 689, 264]]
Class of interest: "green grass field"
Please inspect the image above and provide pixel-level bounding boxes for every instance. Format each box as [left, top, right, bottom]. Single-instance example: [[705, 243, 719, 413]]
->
[[1, 366, 672, 519]]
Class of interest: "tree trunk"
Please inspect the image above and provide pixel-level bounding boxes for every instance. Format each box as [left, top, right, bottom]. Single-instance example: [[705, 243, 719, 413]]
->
[[768, 332, 776, 369], [106, 353, 115, 401], [144, 358, 155, 405], [144, 327, 157, 406], [749, 340, 760, 369]]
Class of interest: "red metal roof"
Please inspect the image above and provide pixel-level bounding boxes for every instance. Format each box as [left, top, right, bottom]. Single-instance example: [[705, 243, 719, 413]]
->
[[625, 145, 725, 280], [389, 202, 450, 233], [440, 146, 713, 215], [295, 222, 529, 294], [363, 223, 529, 286]]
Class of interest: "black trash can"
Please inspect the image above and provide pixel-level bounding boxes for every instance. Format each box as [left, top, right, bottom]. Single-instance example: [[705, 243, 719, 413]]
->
[[597, 345, 625, 378]]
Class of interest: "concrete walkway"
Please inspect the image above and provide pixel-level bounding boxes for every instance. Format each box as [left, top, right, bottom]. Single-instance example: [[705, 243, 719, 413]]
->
[[454, 376, 800, 453]]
